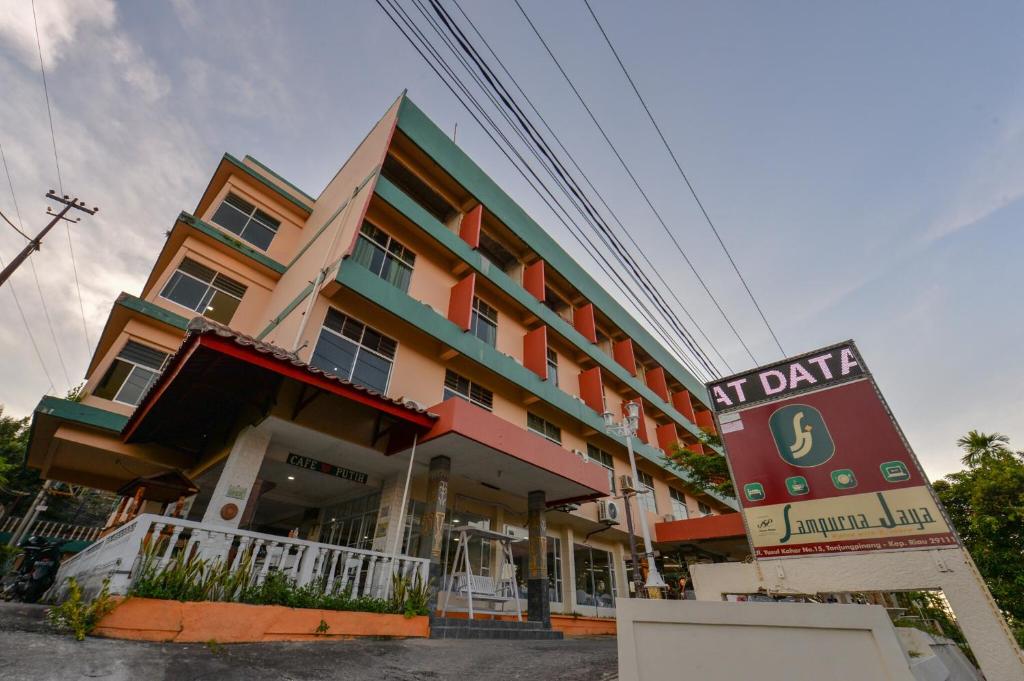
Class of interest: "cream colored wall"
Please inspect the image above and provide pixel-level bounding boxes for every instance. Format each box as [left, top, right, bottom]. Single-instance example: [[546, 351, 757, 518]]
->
[[143, 237, 276, 337]]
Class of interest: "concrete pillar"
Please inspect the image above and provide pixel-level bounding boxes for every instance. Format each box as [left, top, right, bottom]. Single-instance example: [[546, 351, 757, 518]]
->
[[563, 526, 576, 614], [527, 490, 550, 625], [373, 474, 407, 553], [416, 455, 450, 601], [613, 542, 629, 602], [202, 426, 271, 528]]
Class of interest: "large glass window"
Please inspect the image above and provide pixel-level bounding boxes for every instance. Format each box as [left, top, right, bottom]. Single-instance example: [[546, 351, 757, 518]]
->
[[574, 544, 617, 610], [638, 471, 658, 514], [698, 501, 712, 516], [443, 369, 493, 411], [351, 221, 415, 292], [322, 492, 381, 551], [548, 536, 562, 605], [159, 257, 246, 324], [211, 193, 280, 251], [310, 309, 397, 393], [93, 341, 169, 406], [470, 297, 497, 347], [546, 348, 559, 387], [587, 444, 616, 495], [670, 488, 689, 521], [527, 412, 561, 445]]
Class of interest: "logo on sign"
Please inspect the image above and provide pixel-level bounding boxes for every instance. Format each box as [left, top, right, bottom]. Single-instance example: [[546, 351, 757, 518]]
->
[[769, 404, 835, 467]]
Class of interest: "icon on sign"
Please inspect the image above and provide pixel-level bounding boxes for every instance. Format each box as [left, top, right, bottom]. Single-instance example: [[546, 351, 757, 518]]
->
[[831, 469, 857, 490], [880, 461, 911, 483], [769, 404, 835, 467], [785, 476, 810, 496], [744, 482, 766, 502]]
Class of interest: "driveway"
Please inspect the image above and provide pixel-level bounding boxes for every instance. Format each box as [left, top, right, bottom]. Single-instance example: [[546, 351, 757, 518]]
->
[[0, 602, 618, 681]]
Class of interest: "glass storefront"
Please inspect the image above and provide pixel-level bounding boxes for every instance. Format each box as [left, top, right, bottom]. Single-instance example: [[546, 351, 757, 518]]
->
[[321, 492, 380, 550], [574, 544, 617, 610]]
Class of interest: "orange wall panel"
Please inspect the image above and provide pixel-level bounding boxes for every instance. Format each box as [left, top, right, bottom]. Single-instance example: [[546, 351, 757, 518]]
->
[[645, 366, 669, 402], [656, 422, 680, 453], [578, 366, 605, 413], [459, 204, 482, 249], [671, 390, 697, 423], [573, 303, 597, 344], [523, 260, 545, 302], [523, 325, 548, 380], [448, 273, 476, 331], [686, 442, 706, 455], [612, 338, 637, 376], [695, 409, 717, 435]]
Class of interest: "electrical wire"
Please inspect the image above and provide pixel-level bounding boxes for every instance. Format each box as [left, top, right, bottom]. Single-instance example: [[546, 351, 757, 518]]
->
[[377, 0, 711, 380], [512, 0, 760, 366], [30, 0, 92, 353], [582, 0, 785, 358], [0, 253, 56, 395]]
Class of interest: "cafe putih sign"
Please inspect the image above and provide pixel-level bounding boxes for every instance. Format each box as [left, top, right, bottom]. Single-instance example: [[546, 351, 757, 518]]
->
[[707, 341, 958, 559], [286, 453, 369, 485]]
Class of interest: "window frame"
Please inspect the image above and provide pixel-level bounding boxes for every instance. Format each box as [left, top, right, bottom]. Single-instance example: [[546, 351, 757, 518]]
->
[[669, 488, 689, 521], [94, 341, 169, 406], [158, 258, 246, 323], [210, 193, 280, 251], [546, 347, 559, 387], [351, 221, 416, 292], [587, 444, 616, 495], [310, 308, 398, 394], [442, 369, 494, 411], [698, 501, 712, 517], [637, 470, 658, 514], [470, 296, 498, 347], [527, 412, 561, 445]]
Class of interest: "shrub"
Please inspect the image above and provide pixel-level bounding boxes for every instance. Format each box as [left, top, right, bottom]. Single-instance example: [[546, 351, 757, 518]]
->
[[47, 577, 117, 641]]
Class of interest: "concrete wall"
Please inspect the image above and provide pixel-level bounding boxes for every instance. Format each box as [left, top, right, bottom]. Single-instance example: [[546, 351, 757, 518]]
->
[[616, 599, 915, 681], [690, 548, 1024, 681]]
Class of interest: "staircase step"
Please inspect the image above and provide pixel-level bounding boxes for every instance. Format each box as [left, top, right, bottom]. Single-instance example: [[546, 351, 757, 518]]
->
[[429, 626, 564, 640], [430, 617, 544, 630]]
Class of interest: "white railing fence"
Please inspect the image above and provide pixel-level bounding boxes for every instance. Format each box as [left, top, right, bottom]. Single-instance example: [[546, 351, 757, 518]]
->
[[47, 513, 429, 603], [1, 516, 103, 543]]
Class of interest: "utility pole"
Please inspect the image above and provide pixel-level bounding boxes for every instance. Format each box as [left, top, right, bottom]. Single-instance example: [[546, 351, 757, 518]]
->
[[0, 190, 97, 288]]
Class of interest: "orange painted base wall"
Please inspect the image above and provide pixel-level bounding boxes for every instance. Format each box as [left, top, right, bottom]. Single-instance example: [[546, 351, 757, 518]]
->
[[94, 597, 429, 643]]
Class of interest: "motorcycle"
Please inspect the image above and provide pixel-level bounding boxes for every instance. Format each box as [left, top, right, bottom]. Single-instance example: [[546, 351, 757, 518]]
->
[[1, 536, 64, 603]]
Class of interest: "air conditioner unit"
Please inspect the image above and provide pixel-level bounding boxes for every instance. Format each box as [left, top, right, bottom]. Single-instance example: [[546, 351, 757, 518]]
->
[[598, 500, 621, 525], [503, 524, 529, 540], [572, 448, 590, 463], [618, 475, 636, 493]]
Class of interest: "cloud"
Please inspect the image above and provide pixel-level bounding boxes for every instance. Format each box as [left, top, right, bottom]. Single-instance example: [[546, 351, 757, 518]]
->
[[0, 0, 115, 68]]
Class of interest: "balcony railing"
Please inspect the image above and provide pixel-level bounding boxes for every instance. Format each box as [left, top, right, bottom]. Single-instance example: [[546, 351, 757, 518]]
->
[[0, 516, 103, 543], [47, 513, 429, 602]]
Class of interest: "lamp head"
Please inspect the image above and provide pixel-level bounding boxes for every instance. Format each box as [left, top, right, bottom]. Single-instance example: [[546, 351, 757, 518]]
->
[[602, 410, 614, 429], [625, 401, 640, 422]]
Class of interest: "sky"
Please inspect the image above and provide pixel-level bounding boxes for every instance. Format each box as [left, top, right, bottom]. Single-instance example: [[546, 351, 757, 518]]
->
[[0, 0, 1022, 480]]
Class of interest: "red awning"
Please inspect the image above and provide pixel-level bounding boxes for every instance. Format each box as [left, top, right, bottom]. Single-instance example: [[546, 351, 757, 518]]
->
[[655, 512, 746, 544]]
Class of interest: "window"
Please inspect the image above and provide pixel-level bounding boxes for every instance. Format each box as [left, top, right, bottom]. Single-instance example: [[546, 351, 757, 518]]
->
[[698, 501, 712, 516], [527, 412, 561, 445], [548, 536, 562, 604], [381, 156, 455, 223], [546, 348, 559, 387], [574, 543, 617, 610], [93, 341, 169, 406], [159, 258, 246, 324], [587, 444, 616, 495], [670, 488, 689, 521], [638, 471, 657, 514], [470, 297, 497, 347], [351, 221, 415, 292], [310, 309, 397, 393], [443, 369, 493, 411], [478, 230, 518, 272], [322, 492, 381, 551], [211, 193, 280, 251]]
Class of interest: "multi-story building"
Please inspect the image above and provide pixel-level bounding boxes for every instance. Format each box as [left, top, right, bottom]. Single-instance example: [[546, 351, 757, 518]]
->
[[27, 93, 740, 620]]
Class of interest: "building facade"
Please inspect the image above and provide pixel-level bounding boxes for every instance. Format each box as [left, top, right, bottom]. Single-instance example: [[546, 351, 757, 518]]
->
[[27, 93, 740, 617]]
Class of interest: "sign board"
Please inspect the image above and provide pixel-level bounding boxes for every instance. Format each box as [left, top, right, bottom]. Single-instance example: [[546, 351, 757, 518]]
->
[[707, 341, 957, 559], [286, 453, 368, 484]]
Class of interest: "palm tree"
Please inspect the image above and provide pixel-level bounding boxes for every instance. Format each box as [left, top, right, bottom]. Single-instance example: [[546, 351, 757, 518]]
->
[[955, 430, 1011, 467]]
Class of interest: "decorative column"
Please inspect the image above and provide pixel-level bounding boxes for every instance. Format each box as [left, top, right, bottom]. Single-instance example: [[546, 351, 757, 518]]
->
[[373, 474, 407, 554], [201, 426, 271, 529], [527, 490, 550, 625], [416, 455, 450, 603]]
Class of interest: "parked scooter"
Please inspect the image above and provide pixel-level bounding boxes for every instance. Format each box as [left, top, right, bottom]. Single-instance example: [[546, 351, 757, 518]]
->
[[1, 536, 64, 603]]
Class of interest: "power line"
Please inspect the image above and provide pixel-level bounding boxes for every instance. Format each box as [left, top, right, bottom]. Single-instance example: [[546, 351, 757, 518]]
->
[[512, 0, 760, 366], [446, 0, 733, 375], [582, 0, 785, 358], [30, 0, 92, 353], [377, 0, 712, 380], [0, 253, 56, 395]]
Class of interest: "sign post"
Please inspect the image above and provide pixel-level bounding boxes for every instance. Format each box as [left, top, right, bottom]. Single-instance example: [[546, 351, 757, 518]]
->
[[701, 340, 1024, 679]]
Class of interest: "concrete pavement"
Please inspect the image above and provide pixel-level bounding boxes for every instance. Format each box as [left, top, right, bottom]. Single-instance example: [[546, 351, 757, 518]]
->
[[0, 602, 618, 681]]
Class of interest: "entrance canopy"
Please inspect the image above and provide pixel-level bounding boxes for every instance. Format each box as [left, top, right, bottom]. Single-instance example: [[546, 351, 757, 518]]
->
[[418, 397, 610, 505]]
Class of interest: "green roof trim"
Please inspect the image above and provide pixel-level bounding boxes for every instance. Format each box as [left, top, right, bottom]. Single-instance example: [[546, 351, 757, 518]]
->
[[373, 175, 711, 445], [335, 262, 734, 508], [243, 155, 316, 205], [395, 96, 709, 405], [178, 212, 287, 275], [256, 281, 314, 341], [33, 396, 129, 433], [223, 153, 313, 214], [114, 293, 190, 331]]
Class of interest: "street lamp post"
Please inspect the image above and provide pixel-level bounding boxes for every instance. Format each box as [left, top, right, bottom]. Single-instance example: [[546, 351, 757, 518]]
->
[[604, 403, 668, 596]]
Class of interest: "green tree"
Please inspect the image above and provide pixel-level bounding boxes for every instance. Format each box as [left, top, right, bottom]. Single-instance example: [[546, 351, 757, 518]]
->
[[934, 432, 1024, 646], [662, 430, 735, 499], [955, 430, 1012, 467], [0, 408, 30, 491]]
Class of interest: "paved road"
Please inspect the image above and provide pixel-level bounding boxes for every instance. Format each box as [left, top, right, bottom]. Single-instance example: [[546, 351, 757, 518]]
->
[[0, 603, 618, 681]]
